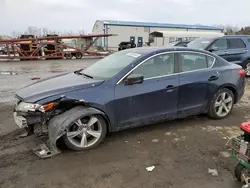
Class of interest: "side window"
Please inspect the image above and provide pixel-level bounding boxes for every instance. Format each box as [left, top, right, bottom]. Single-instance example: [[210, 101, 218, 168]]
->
[[180, 53, 213, 72], [132, 53, 175, 79], [207, 56, 215, 67], [228, 38, 246, 49], [211, 39, 228, 50]]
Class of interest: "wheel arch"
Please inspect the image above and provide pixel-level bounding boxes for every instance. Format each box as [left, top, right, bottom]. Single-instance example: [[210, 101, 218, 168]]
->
[[48, 106, 111, 153], [242, 58, 250, 68], [216, 84, 238, 104]]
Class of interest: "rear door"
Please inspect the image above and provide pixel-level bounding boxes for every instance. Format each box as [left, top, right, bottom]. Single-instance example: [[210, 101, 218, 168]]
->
[[227, 38, 248, 64], [178, 51, 218, 117]]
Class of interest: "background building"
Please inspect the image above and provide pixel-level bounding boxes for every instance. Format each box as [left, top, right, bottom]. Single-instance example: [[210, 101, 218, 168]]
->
[[92, 20, 222, 50]]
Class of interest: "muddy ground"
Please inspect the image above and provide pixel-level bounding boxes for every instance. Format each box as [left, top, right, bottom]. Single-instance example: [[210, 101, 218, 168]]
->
[[0, 59, 249, 188]]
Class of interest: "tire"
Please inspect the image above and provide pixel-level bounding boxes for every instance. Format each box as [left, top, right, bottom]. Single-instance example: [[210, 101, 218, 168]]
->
[[75, 52, 82, 59], [244, 61, 250, 77], [63, 114, 107, 151], [207, 88, 234, 119], [235, 163, 245, 182], [65, 53, 73, 59]]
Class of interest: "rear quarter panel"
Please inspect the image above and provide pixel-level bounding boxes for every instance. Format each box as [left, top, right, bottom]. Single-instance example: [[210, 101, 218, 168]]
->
[[215, 58, 245, 103]]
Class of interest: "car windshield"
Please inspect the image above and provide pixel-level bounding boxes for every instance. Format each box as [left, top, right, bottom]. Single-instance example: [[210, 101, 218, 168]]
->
[[81, 50, 141, 80], [187, 38, 215, 49]]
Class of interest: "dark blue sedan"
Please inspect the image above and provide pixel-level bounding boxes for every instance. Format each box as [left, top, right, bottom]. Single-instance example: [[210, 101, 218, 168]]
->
[[13, 47, 246, 156]]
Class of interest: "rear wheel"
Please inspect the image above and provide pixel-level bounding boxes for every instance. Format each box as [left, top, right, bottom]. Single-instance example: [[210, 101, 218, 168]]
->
[[75, 52, 82, 59], [63, 114, 107, 151], [207, 88, 234, 119], [244, 61, 250, 77], [235, 163, 245, 182]]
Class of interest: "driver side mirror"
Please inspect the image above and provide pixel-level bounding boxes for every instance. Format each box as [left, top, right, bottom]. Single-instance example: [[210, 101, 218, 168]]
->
[[209, 46, 219, 52], [124, 74, 144, 85]]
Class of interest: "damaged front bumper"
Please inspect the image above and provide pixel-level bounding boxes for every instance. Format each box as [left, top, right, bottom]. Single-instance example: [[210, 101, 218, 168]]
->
[[13, 101, 63, 159]]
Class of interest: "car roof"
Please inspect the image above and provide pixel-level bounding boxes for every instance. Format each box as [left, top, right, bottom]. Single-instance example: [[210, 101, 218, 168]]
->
[[222, 35, 250, 38], [121, 46, 212, 55]]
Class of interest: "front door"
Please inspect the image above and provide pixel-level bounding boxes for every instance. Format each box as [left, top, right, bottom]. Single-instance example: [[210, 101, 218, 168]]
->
[[114, 52, 179, 128], [137, 37, 143, 47], [208, 38, 229, 61], [130, 36, 135, 44], [178, 51, 219, 117]]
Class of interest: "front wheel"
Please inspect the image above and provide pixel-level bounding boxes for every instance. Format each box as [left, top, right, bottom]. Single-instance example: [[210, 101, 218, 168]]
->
[[64, 53, 73, 59], [207, 88, 234, 119], [63, 114, 107, 151]]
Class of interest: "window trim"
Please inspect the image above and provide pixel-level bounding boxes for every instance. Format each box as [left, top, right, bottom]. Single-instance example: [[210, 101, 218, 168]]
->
[[116, 51, 216, 85], [177, 51, 216, 74]]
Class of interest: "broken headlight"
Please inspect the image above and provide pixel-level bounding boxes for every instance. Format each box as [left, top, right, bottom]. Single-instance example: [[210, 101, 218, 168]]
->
[[15, 102, 41, 112]]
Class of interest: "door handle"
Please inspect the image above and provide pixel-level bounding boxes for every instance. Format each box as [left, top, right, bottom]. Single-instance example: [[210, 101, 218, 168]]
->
[[224, 51, 228, 55], [165, 85, 176, 90], [208, 75, 219, 81], [244, 49, 249, 53]]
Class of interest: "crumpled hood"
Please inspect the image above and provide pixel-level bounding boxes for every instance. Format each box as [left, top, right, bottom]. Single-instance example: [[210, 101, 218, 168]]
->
[[16, 72, 104, 103]]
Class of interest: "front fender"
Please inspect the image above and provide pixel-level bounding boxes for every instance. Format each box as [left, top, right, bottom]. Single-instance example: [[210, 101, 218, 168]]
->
[[34, 106, 107, 158], [49, 106, 106, 149]]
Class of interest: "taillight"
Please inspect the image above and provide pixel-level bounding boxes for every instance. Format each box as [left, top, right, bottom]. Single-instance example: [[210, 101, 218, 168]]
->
[[238, 69, 246, 77]]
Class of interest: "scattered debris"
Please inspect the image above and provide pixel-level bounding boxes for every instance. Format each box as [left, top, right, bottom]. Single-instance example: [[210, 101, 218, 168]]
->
[[165, 132, 172, 136], [137, 141, 141, 144], [208, 168, 219, 176], [0, 71, 17, 75], [125, 140, 128, 143], [220, 151, 231, 158], [152, 139, 159, 143], [31, 77, 41, 80], [173, 136, 186, 142], [222, 137, 228, 140], [146, 166, 155, 172]]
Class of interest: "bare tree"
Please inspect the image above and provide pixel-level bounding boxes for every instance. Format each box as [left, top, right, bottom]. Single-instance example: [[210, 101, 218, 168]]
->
[[78, 29, 85, 35], [27, 26, 38, 35], [213, 24, 239, 35]]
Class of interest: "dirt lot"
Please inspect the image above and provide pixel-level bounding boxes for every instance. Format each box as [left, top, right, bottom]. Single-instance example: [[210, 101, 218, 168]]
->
[[0, 59, 249, 188]]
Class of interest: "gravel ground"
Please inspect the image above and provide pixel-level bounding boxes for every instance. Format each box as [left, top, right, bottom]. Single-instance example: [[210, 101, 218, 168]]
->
[[0, 59, 249, 188]]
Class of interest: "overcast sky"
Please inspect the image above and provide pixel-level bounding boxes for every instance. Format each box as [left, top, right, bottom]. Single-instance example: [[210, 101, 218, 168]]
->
[[1, 0, 250, 35]]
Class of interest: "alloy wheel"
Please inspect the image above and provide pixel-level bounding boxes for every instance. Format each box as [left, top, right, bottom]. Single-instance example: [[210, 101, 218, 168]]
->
[[66, 116, 102, 148], [214, 92, 233, 117], [245, 62, 250, 76]]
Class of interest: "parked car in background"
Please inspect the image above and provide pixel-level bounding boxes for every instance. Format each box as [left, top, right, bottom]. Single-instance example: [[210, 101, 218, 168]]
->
[[118, 41, 136, 51], [13, 47, 245, 156], [188, 36, 250, 76], [170, 40, 191, 47]]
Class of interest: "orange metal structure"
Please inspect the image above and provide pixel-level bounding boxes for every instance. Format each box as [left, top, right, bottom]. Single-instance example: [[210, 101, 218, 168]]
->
[[0, 34, 113, 60]]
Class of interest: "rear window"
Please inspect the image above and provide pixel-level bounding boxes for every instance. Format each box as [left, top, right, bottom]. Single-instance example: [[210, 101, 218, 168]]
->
[[228, 38, 246, 49]]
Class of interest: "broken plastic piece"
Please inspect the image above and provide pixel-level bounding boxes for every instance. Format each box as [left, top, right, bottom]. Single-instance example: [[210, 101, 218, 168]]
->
[[208, 168, 218, 176], [146, 166, 155, 172], [33, 143, 61, 159], [152, 139, 159, 143]]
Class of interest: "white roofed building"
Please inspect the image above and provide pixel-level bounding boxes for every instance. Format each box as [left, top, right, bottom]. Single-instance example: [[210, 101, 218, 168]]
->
[[92, 20, 223, 50]]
